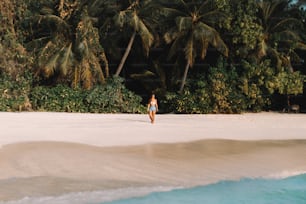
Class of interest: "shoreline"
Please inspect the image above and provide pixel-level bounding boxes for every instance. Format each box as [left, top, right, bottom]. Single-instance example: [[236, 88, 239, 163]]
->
[[1, 112, 306, 202], [1, 139, 306, 202]]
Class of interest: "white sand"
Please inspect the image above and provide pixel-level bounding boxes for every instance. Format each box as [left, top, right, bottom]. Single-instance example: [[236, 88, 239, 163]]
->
[[1, 112, 306, 202], [1, 112, 306, 147]]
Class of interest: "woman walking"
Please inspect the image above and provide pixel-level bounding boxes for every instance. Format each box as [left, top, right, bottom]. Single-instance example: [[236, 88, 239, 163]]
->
[[147, 94, 158, 123]]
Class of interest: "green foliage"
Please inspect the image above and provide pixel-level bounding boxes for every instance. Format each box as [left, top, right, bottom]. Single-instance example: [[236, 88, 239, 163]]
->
[[30, 77, 145, 113], [84, 77, 145, 113], [0, 0, 32, 77], [276, 70, 304, 95], [159, 0, 229, 92], [0, 72, 33, 111], [238, 60, 277, 111], [30, 84, 86, 112], [162, 58, 245, 114], [208, 59, 246, 113], [162, 80, 212, 114], [225, 0, 263, 59], [162, 58, 286, 114], [24, 0, 109, 89], [256, 0, 305, 67]]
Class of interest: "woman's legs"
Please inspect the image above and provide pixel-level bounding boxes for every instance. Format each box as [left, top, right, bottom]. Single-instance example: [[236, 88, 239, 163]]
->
[[149, 111, 156, 123], [151, 111, 156, 123]]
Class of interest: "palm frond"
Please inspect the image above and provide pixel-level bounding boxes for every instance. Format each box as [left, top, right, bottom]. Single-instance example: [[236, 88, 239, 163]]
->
[[40, 7, 54, 15], [167, 32, 185, 60], [258, 1, 274, 24], [295, 42, 306, 50], [42, 52, 60, 78], [199, 10, 227, 25], [175, 16, 192, 32], [158, 7, 186, 18], [26, 36, 51, 51], [184, 36, 195, 67], [81, 60, 93, 90], [37, 14, 70, 30], [271, 18, 301, 32], [196, 22, 228, 57], [138, 19, 154, 56], [131, 11, 140, 31], [212, 34, 229, 57], [200, 37, 209, 59], [59, 43, 73, 76], [39, 41, 55, 66], [77, 40, 89, 58], [89, 54, 105, 84], [115, 10, 127, 28], [164, 27, 181, 44], [178, 0, 190, 13], [197, 0, 213, 14], [278, 30, 301, 41]]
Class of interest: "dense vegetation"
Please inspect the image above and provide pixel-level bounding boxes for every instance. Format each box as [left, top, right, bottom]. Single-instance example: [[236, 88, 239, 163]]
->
[[1, 0, 306, 113]]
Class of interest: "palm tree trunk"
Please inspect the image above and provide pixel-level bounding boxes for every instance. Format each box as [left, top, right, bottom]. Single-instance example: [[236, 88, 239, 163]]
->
[[115, 31, 137, 76], [179, 61, 190, 93], [101, 52, 109, 78]]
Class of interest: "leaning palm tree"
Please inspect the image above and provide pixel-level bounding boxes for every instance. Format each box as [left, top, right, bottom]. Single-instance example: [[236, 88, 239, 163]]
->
[[158, 0, 229, 92], [25, 0, 109, 89], [113, 0, 156, 76]]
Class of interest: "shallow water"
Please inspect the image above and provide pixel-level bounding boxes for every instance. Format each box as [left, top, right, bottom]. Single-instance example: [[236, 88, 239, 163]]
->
[[1, 174, 305, 204], [104, 174, 306, 204]]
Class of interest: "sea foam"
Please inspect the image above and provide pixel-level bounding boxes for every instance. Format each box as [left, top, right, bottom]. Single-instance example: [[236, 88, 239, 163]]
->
[[266, 170, 306, 179], [0, 186, 179, 204]]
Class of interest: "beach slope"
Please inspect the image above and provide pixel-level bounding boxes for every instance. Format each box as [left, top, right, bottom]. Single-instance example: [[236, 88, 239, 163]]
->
[[0, 112, 306, 202]]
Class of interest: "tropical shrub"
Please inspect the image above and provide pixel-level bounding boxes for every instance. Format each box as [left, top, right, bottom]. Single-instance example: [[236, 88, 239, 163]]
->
[[238, 60, 277, 112], [162, 80, 212, 114], [30, 84, 86, 112], [276, 70, 304, 96], [30, 77, 145, 113], [0, 72, 33, 111], [84, 77, 145, 113], [208, 60, 246, 113]]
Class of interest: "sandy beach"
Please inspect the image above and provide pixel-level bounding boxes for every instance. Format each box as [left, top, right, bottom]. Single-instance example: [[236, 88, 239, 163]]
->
[[1, 112, 306, 202]]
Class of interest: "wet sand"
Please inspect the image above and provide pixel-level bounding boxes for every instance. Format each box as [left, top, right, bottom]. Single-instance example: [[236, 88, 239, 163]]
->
[[1, 140, 306, 201], [0, 112, 306, 201]]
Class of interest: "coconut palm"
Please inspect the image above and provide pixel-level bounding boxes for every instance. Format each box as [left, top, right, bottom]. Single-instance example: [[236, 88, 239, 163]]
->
[[113, 0, 156, 76], [158, 0, 228, 92], [256, 0, 306, 71], [25, 0, 109, 89]]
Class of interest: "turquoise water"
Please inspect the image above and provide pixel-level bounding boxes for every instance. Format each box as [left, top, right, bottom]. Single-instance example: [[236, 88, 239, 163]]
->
[[103, 174, 306, 204], [2, 174, 305, 204]]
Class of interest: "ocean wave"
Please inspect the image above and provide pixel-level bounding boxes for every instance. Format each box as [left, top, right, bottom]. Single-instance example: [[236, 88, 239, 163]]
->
[[266, 170, 306, 179], [100, 174, 306, 204], [0, 186, 180, 204], [2, 172, 306, 204]]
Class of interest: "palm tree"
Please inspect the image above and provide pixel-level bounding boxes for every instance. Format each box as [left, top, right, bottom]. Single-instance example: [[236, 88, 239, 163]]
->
[[256, 0, 306, 71], [113, 0, 156, 76], [158, 0, 229, 92], [25, 0, 109, 89]]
